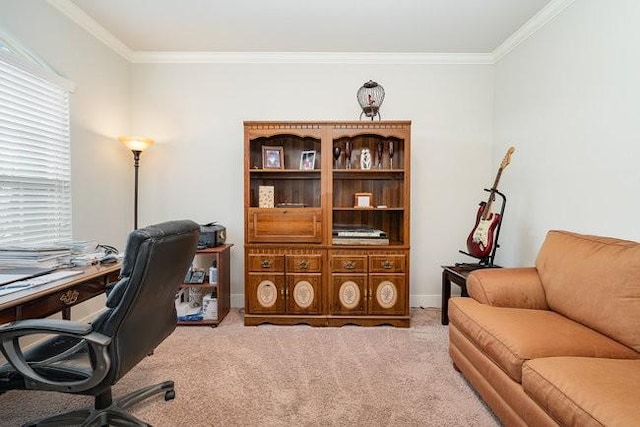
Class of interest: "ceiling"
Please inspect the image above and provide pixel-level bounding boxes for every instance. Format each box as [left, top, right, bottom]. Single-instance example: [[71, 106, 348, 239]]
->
[[64, 0, 554, 55]]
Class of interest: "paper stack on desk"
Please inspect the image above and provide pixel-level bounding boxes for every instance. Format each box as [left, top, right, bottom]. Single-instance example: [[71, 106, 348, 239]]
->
[[0, 245, 72, 269]]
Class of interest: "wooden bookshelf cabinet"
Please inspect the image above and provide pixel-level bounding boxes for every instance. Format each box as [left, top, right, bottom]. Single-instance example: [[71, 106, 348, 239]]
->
[[244, 121, 410, 327], [177, 244, 232, 327]]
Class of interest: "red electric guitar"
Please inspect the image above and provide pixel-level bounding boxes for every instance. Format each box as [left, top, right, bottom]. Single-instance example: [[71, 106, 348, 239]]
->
[[466, 146, 515, 259]]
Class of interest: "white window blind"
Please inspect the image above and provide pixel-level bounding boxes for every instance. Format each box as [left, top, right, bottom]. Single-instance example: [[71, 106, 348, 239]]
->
[[0, 50, 72, 246]]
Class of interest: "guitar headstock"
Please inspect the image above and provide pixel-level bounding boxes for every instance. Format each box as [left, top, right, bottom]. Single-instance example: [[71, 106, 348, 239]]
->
[[501, 146, 515, 169]]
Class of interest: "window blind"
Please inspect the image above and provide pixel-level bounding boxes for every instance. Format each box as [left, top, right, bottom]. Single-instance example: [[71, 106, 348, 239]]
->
[[0, 51, 72, 246]]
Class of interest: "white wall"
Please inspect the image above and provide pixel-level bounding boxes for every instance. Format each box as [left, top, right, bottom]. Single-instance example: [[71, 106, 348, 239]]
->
[[0, 1, 131, 319], [494, 0, 640, 266], [15, 0, 632, 309], [131, 63, 495, 306]]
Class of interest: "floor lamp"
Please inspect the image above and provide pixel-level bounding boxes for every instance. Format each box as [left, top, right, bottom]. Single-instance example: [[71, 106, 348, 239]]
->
[[118, 136, 154, 230]]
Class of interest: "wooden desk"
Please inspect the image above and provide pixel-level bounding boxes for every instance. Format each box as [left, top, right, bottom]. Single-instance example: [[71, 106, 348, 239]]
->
[[0, 264, 121, 324]]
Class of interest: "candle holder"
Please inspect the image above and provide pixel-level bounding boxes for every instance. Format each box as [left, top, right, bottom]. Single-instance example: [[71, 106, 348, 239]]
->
[[333, 146, 341, 169]]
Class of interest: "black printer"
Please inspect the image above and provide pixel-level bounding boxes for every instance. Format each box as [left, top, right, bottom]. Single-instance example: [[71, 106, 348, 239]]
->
[[198, 223, 226, 249]]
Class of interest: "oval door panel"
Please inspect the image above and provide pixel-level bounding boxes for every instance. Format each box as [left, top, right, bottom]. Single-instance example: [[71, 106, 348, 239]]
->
[[256, 280, 278, 308], [339, 280, 361, 309], [293, 280, 314, 308], [376, 280, 398, 309]]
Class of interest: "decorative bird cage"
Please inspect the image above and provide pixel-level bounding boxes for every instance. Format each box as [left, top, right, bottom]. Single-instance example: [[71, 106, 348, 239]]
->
[[357, 80, 385, 120]]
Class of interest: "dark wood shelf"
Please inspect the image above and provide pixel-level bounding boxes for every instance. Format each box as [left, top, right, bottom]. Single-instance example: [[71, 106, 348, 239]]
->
[[177, 244, 232, 327], [250, 169, 321, 175], [333, 170, 404, 180], [179, 282, 217, 288], [332, 207, 404, 211]]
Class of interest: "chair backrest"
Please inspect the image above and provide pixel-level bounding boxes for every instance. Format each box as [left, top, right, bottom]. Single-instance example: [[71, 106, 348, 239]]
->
[[94, 220, 199, 385]]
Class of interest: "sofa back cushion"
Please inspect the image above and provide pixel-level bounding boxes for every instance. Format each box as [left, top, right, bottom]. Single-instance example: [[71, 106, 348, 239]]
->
[[535, 230, 640, 352]]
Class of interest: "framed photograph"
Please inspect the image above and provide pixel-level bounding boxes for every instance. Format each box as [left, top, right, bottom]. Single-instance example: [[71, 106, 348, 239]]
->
[[262, 146, 284, 169], [354, 192, 373, 208], [300, 150, 316, 170]]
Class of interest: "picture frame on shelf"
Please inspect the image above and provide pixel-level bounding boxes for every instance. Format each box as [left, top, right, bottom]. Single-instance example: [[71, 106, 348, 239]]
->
[[262, 146, 284, 169], [354, 192, 373, 208], [300, 150, 316, 170]]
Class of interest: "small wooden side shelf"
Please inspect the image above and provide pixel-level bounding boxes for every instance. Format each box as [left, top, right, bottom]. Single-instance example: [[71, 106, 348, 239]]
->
[[178, 244, 233, 327]]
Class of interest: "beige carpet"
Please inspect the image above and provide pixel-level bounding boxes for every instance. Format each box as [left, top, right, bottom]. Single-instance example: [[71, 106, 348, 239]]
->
[[0, 308, 499, 426]]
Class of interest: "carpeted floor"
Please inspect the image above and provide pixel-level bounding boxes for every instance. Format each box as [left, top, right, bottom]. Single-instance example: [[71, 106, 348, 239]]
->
[[0, 308, 499, 426]]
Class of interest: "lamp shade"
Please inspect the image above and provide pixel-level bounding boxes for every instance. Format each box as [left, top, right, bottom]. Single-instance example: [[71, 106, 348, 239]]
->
[[118, 136, 155, 152]]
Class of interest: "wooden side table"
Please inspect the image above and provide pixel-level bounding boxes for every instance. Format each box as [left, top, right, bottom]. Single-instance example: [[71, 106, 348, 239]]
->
[[441, 264, 500, 325]]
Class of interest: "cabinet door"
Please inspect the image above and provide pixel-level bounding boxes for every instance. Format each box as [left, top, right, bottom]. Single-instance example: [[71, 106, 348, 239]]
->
[[286, 274, 322, 314], [368, 274, 406, 315], [248, 208, 323, 243], [247, 274, 285, 314], [331, 274, 367, 315]]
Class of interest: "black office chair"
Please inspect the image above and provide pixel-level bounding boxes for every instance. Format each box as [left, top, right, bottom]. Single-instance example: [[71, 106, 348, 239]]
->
[[0, 220, 200, 426]]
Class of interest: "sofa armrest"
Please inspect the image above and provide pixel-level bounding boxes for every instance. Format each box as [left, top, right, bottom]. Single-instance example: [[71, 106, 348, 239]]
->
[[467, 267, 549, 309]]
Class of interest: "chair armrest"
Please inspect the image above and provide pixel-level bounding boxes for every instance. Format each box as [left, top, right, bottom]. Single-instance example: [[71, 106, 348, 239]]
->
[[0, 319, 112, 393], [466, 267, 549, 309], [0, 318, 93, 336]]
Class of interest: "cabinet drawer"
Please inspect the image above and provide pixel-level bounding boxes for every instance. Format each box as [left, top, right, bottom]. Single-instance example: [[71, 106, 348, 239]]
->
[[369, 255, 406, 273], [248, 254, 285, 272], [286, 254, 322, 273], [331, 255, 367, 273], [248, 208, 322, 243]]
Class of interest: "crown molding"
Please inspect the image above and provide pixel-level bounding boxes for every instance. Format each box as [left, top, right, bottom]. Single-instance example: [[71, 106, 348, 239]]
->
[[48, 0, 574, 66], [46, 0, 132, 61], [130, 51, 493, 65], [491, 0, 577, 63]]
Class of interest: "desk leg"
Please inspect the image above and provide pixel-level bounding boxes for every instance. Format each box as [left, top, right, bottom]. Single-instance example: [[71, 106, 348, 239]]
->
[[441, 270, 451, 325], [62, 307, 71, 320]]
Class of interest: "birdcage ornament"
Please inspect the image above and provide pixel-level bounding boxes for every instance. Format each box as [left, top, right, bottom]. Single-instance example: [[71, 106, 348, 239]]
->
[[357, 80, 385, 120]]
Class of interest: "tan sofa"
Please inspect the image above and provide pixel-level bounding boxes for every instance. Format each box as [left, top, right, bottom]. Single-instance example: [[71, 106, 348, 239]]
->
[[448, 230, 640, 426]]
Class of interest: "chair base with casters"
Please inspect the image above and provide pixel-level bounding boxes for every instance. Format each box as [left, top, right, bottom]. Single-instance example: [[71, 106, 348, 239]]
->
[[23, 381, 175, 427]]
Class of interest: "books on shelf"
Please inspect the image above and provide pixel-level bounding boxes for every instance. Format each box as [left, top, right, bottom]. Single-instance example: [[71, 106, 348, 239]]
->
[[332, 225, 389, 245], [332, 225, 387, 238], [332, 237, 390, 245]]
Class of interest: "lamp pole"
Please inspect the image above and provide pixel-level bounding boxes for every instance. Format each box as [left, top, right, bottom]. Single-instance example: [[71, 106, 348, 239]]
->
[[132, 150, 141, 230], [119, 136, 154, 230]]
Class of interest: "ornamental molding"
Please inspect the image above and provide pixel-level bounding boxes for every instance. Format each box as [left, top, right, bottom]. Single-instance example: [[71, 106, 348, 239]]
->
[[48, 0, 576, 65]]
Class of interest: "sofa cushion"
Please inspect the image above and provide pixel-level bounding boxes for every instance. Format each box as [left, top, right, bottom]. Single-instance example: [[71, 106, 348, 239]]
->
[[449, 297, 640, 383], [523, 357, 640, 427], [535, 230, 640, 352]]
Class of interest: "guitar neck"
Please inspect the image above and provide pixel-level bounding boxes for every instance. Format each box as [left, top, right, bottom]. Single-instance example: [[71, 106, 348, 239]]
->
[[481, 168, 503, 220]]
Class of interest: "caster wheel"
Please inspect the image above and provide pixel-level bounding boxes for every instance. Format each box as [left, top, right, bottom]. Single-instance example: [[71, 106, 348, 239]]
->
[[164, 389, 176, 401]]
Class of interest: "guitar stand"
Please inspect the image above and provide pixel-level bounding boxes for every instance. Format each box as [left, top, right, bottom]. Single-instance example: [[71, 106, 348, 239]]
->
[[459, 189, 506, 267]]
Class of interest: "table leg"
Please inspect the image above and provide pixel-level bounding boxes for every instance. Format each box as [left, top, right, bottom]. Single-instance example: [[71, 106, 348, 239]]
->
[[441, 270, 452, 325], [461, 284, 469, 297]]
